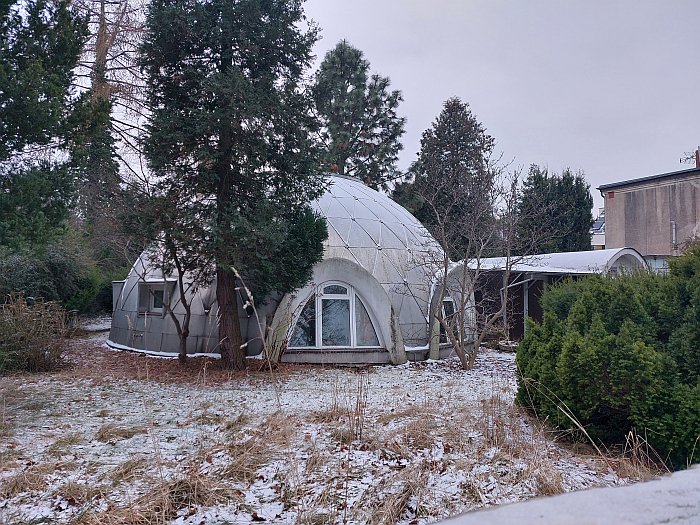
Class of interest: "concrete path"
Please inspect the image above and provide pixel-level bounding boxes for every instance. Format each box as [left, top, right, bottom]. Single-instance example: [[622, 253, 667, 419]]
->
[[442, 466, 700, 525]]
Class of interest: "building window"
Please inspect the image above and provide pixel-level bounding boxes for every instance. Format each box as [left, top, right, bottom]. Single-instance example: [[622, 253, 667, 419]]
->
[[289, 300, 316, 347], [440, 296, 457, 343], [289, 282, 381, 349], [151, 289, 165, 311], [138, 281, 175, 314]]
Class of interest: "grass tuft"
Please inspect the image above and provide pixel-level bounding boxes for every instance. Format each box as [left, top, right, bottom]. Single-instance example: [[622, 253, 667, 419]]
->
[[95, 423, 147, 443]]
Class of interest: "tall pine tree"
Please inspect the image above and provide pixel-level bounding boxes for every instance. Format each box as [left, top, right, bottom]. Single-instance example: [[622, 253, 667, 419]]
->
[[0, 0, 86, 250], [141, 0, 327, 369], [516, 165, 593, 254], [313, 40, 405, 191], [393, 97, 495, 260]]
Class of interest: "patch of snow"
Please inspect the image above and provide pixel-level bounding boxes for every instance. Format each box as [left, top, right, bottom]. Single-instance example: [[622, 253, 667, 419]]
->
[[0, 335, 632, 525], [105, 340, 221, 359], [79, 316, 113, 332]]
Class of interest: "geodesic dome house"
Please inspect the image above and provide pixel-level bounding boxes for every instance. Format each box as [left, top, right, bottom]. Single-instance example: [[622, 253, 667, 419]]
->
[[108, 175, 449, 365]]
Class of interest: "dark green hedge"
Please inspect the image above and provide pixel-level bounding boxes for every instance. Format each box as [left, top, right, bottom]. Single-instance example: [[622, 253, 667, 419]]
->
[[0, 244, 128, 314], [517, 246, 700, 469]]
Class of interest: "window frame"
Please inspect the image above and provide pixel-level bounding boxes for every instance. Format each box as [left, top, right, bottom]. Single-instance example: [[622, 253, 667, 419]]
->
[[440, 296, 457, 343], [137, 280, 176, 316], [150, 288, 165, 312], [289, 281, 382, 349]]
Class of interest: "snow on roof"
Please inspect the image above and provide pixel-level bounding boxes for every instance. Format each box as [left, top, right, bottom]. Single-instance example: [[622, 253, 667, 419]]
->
[[469, 248, 646, 275]]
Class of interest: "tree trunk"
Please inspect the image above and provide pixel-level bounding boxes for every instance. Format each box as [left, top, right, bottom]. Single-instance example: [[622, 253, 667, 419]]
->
[[178, 337, 187, 364], [217, 265, 246, 370]]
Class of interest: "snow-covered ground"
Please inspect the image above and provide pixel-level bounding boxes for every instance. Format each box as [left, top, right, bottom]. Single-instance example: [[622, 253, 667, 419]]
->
[[0, 328, 629, 525]]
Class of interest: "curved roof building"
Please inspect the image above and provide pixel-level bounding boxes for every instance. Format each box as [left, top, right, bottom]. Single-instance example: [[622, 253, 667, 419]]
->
[[108, 175, 446, 365]]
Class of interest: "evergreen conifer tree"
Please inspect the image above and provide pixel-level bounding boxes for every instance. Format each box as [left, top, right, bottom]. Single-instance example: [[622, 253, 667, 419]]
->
[[313, 40, 405, 191], [0, 0, 86, 250], [140, 0, 327, 369], [393, 97, 495, 259], [516, 165, 593, 254]]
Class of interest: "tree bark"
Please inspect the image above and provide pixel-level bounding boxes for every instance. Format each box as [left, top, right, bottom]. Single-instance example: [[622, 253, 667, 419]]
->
[[213, 6, 246, 370], [217, 265, 246, 370], [178, 337, 188, 364]]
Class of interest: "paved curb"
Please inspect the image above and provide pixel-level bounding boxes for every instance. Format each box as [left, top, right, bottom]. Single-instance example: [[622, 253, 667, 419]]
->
[[441, 465, 700, 525]]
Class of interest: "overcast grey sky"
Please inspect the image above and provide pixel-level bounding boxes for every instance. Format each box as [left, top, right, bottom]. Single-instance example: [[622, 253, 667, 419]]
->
[[304, 0, 698, 210]]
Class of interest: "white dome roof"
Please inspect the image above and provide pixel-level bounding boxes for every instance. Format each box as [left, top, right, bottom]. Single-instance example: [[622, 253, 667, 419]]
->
[[312, 175, 440, 277], [311, 175, 442, 344]]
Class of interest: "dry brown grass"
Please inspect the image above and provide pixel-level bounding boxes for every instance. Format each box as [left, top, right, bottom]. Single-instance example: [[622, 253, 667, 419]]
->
[[55, 480, 109, 505], [296, 485, 342, 525], [307, 375, 345, 424], [0, 418, 11, 438], [459, 478, 486, 505], [80, 470, 238, 525], [109, 456, 148, 485], [308, 406, 345, 424], [219, 412, 296, 483], [0, 448, 23, 471], [194, 411, 225, 425], [329, 426, 354, 446], [0, 294, 69, 372], [258, 411, 297, 446], [0, 462, 56, 498], [375, 404, 431, 425], [477, 394, 517, 450], [309, 374, 370, 449], [367, 466, 430, 525], [304, 446, 328, 475], [48, 432, 85, 456], [95, 423, 147, 443], [129, 473, 234, 524], [442, 413, 476, 453], [221, 413, 250, 434], [534, 468, 565, 495], [612, 430, 667, 480], [399, 417, 437, 451], [220, 437, 270, 483]]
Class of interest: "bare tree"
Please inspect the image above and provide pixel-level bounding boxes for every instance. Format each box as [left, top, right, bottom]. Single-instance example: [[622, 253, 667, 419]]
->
[[74, 0, 146, 135], [125, 185, 215, 364], [412, 166, 526, 369], [394, 98, 552, 370], [53, 0, 154, 287]]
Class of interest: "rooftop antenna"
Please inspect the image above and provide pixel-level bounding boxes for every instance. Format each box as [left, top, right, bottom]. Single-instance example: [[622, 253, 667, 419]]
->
[[680, 146, 700, 168]]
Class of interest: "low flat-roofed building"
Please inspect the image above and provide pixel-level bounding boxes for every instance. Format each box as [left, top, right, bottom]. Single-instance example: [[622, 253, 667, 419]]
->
[[598, 166, 700, 271]]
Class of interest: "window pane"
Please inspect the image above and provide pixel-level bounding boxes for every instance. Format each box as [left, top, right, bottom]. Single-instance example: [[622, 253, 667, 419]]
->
[[323, 285, 348, 295], [152, 289, 164, 309], [290, 300, 316, 347], [443, 300, 455, 319], [322, 299, 350, 346], [441, 300, 457, 343], [355, 297, 379, 346]]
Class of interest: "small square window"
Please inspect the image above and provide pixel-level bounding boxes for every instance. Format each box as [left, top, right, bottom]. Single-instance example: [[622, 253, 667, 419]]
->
[[139, 283, 168, 314]]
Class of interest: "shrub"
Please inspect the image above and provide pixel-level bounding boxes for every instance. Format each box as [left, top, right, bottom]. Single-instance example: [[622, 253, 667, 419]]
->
[[517, 250, 700, 469], [0, 294, 68, 373], [0, 244, 127, 315]]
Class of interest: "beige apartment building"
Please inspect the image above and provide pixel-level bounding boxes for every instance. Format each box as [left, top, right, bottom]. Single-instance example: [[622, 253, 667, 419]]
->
[[598, 166, 700, 271]]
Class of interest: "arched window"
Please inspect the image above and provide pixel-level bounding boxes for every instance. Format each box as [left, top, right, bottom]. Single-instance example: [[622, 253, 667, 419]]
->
[[289, 282, 381, 348]]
